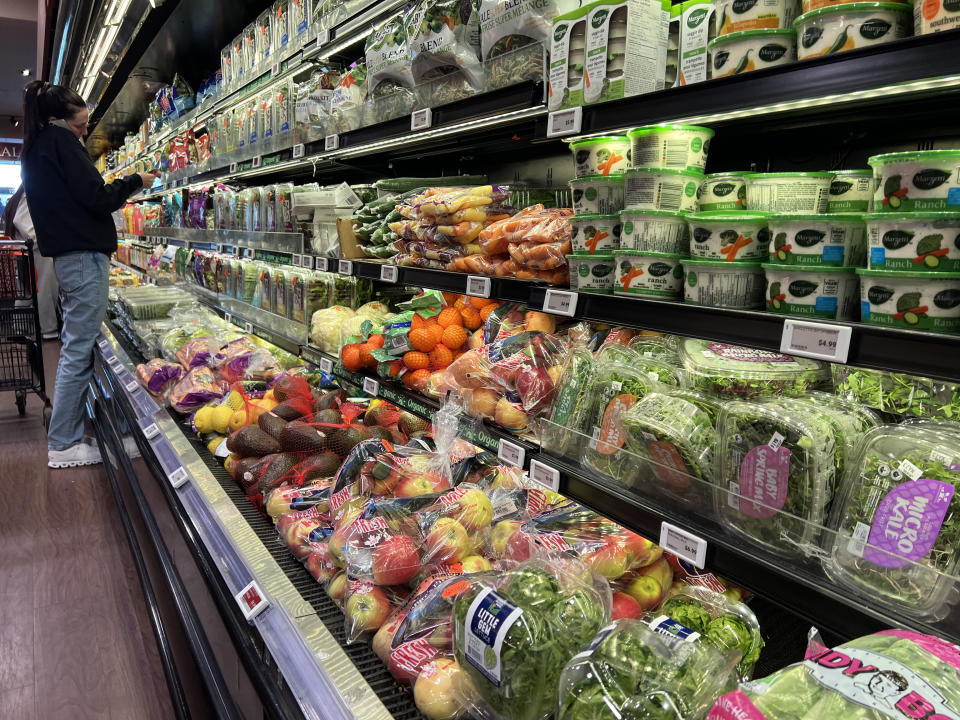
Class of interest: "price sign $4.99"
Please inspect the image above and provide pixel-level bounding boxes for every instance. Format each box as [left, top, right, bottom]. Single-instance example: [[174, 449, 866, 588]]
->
[[780, 319, 851, 363]]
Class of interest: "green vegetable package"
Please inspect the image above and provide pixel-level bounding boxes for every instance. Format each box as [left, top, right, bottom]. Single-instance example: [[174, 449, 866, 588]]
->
[[453, 556, 611, 720], [706, 629, 960, 720]]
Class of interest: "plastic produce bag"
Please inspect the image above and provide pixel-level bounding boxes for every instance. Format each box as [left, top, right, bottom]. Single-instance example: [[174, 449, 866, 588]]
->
[[559, 618, 740, 720], [169, 367, 229, 414], [264, 480, 333, 520], [452, 555, 611, 720], [407, 0, 483, 105], [707, 628, 960, 720], [343, 577, 399, 643], [310, 305, 357, 353], [329, 62, 368, 133], [478, 205, 573, 256], [365, 16, 417, 123], [136, 359, 183, 398]]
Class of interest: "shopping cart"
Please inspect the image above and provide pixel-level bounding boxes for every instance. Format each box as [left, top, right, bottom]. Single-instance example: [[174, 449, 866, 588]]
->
[[0, 238, 51, 421]]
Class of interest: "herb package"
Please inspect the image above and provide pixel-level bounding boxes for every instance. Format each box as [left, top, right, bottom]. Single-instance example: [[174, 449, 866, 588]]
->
[[621, 391, 718, 510], [826, 423, 960, 616], [365, 16, 417, 124], [647, 585, 764, 680], [627, 333, 681, 363], [558, 618, 739, 720], [453, 557, 610, 720], [716, 399, 837, 557], [541, 346, 594, 458], [679, 338, 830, 398], [796, 391, 881, 482], [832, 365, 960, 421]]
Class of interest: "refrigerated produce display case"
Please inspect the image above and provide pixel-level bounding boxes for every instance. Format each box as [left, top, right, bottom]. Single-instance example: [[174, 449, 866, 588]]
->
[[62, 0, 960, 717]]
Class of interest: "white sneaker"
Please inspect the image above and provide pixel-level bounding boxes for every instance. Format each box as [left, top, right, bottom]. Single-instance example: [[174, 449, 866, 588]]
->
[[48, 441, 103, 468], [123, 435, 141, 459]]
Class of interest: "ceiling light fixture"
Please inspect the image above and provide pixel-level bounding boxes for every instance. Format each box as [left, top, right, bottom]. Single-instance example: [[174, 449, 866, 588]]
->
[[9, 117, 20, 127], [21, 69, 31, 77]]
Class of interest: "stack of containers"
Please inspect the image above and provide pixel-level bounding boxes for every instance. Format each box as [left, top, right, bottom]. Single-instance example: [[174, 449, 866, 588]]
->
[[565, 136, 631, 294], [707, 0, 798, 78], [858, 149, 960, 334], [793, 1, 912, 61], [616, 124, 712, 299]]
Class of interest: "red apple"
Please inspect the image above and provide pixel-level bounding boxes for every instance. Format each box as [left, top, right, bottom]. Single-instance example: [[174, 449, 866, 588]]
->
[[283, 518, 323, 561], [372, 534, 421, 586], [514, 366, 555, 412], [620, 531, 661, 568], [414, 658, 468, 720], [306, 544, 336, 583], [489, 520, 521, 555], [583, 541, 630, 580], [389, 636, 441, 685], [395, 475, 436, 498], [345, 584, 392, 634], [504, 530, 537, 563], [424, 518, 470, 564], [611, 591, 642, 620], [625, 575, 664, 611], [373, 610, 407, 664]]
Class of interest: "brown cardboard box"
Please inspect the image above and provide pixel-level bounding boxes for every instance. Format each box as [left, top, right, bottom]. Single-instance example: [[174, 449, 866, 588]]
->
[[336, 217, 365, 260]]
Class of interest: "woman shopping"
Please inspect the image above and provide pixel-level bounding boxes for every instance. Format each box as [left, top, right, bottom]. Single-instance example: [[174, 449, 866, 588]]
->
[[20, 81, 157, 468]]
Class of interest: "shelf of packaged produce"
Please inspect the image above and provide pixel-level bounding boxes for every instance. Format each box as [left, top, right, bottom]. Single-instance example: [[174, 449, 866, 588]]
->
[[96, 324, 419, 720], [541, 30, 960, 139], [141, 228, 305, 255], [351, 260, 539, 305], [301, 0, 407, 63], [110, 259, 152, 284], [299, 344, 538, 460]]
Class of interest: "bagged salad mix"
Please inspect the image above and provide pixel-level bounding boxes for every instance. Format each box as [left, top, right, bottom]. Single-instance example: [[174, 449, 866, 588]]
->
[[407, 0, 483, 107], [365, 16, 417, 123]]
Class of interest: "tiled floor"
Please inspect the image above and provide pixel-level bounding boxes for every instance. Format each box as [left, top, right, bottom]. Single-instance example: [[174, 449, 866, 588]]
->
[[0, 342, 173, 719]]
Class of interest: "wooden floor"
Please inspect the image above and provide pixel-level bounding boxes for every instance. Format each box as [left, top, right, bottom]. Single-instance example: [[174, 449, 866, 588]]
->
[[0, 343, 173, 720]]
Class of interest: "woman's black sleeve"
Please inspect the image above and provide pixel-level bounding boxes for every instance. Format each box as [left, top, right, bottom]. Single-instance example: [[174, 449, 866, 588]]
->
[[58, 131, 144, 213]]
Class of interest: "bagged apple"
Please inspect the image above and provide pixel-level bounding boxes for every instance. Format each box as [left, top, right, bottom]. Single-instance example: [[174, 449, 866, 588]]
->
[[264, 480, 332, 520], [414, 657, 475, 720], [306, 541, 338, 584], [340, 515, 423, 587], [276, 505, 331, 561], [343, 577, 396, 643]]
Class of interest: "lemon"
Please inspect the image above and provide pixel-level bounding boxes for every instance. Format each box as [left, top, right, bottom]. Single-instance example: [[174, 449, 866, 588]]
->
[[221, 390, 244, 411], [193, 406, 215, 434], [206, 435, 225, 454], [211, 405, 234, 434], [228, 409, 248, 432]]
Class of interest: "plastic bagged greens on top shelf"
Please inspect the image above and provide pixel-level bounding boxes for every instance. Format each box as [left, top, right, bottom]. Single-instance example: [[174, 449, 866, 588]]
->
[[825, 422, 960, 617], [679, 338, 830, 399], [293, 68, 340, 145], [706, 629, 960, 720], [716, 398, 837, 559], [620, 391, 718, 510], [452, 556, 611, 720], [329, 62, 367, 133], [406, 0, 483, 108], [832, 365, 960, 421], [558, 618, 739, 720], [649, 584, 764, 681], [364, 16, 417, 125]]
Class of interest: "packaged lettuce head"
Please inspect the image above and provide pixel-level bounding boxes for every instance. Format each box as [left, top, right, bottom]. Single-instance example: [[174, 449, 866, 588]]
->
[[559, 618, 740, 720], [707, 628, 960, 720], [621, 391, 718, 510], [365, 16, 417, 123], [651, 585, 764, 681], [825, 423, 960, 616], [453, 555, 611, 720], [831, 365, 960, 421], [407, 0, 483, 102], [716, 399, 837, 558], [679, 338, 830, 399]]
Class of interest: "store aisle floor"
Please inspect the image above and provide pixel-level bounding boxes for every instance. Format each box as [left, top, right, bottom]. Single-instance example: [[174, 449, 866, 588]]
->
[[0, 344, 173, 720]]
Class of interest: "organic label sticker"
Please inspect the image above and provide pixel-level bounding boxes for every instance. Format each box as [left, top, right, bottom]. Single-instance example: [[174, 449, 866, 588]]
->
[[738, 445, 791, 518], [648, 441, 691, 489]]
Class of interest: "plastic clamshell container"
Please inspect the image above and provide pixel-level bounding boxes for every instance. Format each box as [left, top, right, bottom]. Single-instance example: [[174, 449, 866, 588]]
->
[[708, 29, 797, 78], [619, 210, 690, 254], [626, 124, 715, 173], [682, 258, 766, 309], [716, 398, 837, 557], [698, 173, 747, 211], [866, 212, 960, 272], [744, 172, 833, 214], [831, 365, 960, 420], [716, 0, 799, 35], [627, 334, 681, 363], [828, 170, 874, 212], [569, 175, 625, 214], [613, 250, 685, 297], [799, 390, 881, 480], [570, 136, 632, 178], [870, 150, 960, 212], [856, 267, 960, 333], [915, 0, 960, 34], [794, 2, 912, 60], [826, 423, 960, 616], [567, 253, 616, 293], [763, 264, 859, 319], [768, 213, 866, 266], [625, 168, 704, 212], [687, 211, 771, 262], [569, 214, 622, 253], [678, 337, 830, 398], [621, 391, 718, 509]]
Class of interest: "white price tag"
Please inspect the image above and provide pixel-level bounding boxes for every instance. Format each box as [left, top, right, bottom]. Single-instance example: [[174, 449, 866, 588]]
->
[[125, 380, 139, 393], [217, 244, 225, 253], [363, 377, 380, 397], [142, 423, 160, 440], [466, 275, 491, 298], [272, 62, 280, 76], [229, 162, 238, 173], [411, 108, 432, 131], [245, 248, 255, 258], [497, 439, 525, 468], [316, 29, 330, 48], [529, 459, 560, 492], [314, 256, 328, 271], [780, 319, 851, 363], [338, 259, 353, 275], [301, 255, 313, 268], [660, 522, 707, 569], [546, 107, 583, 138], [768, 432, 785, 451], [899, 459, 923, 481], [236, 581, 270, 621], [251, 155, 262, 168], [224, 312, 233, 325], [543, 289, 578, 317], [380, 265, 398, 283], [168, 466, 189, 489], [108, 355, 121, 367], [244, 322, 254, 333], [324, 134, 339, 151], [98, 339, 109, 349], [319, 357, 333, 374], [293, 254, 303, 267], [292, 143, 305, 159]]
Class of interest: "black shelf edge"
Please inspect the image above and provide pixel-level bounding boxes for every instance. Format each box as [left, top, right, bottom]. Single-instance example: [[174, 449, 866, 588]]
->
[[536, 29, 960, 137]]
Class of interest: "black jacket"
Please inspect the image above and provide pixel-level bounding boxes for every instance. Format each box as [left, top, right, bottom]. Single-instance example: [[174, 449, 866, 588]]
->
[[22, 125, 143, 257]]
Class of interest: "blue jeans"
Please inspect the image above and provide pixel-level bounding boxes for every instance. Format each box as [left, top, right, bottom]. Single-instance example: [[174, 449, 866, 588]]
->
[[48, 251, 109, 451]]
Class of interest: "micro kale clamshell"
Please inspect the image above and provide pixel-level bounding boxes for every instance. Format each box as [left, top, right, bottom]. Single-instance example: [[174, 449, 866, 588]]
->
[[825, 423, 960, 616], [716, 398, 837, 558]]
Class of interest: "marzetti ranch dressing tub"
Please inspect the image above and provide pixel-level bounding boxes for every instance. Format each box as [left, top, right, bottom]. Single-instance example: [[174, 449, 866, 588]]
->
[[744, 172, 833, 213]]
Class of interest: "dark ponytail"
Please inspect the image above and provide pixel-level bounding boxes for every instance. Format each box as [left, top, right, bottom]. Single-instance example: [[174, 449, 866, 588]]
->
[[22, 80, 86, 155]]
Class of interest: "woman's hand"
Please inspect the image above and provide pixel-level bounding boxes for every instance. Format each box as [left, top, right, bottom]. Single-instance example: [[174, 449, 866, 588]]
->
[[137, 171, 159, 189]]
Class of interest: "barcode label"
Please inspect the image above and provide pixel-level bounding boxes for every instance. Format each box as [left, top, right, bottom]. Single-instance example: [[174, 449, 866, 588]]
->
[[324, 134, 339, 151], [497, 439, 525, 468], [660, 522, 707, 569], [466, 275, 491, 298], [657, 181, 683, 211], [319, 357, 333, 374], [98, 339, 109, 349], [768, 432, 785, 451], [727, 481, 741, 509], [292, 143, 305, 159], [899, 460, 923, 481], [529, 459, 559, 491], [848, 521, 871, 558]]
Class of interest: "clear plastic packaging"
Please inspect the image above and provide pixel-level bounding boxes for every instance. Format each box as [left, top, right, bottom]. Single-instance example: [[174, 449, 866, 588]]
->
[[826, 423, 960, 616], [831, 365, 960, 421], [679, 338, 830, 398], [716, 399, 837, 557]]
